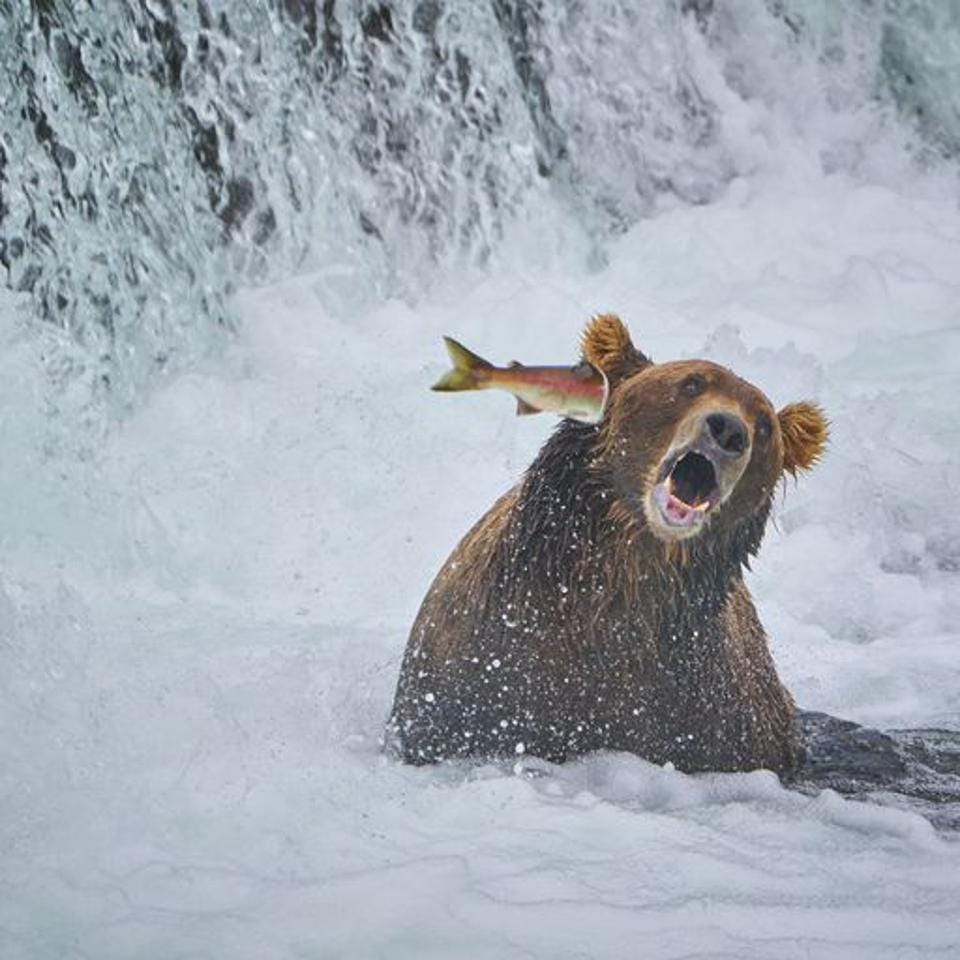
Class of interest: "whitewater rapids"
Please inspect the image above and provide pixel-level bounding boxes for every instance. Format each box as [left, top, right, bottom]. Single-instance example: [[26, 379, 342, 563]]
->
[[2, 2, 960, 957]]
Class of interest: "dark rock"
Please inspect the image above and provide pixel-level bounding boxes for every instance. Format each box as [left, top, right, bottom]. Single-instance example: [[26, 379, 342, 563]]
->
[[791, 711, 960, 831]]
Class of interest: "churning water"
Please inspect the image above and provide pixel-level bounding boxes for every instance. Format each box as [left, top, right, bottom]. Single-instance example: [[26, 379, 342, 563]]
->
[[2, 3, 960, 958]]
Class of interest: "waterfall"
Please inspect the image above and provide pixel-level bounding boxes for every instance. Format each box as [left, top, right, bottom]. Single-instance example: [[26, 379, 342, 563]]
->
[[1, 0, 957, 406]]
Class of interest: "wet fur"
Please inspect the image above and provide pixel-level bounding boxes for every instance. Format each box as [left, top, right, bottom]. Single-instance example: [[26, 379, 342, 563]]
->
[[388, 316, 826, 773]]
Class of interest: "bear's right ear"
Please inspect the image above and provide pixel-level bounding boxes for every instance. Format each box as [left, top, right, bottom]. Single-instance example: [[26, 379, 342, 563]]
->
[[580, 314, 652, 387]]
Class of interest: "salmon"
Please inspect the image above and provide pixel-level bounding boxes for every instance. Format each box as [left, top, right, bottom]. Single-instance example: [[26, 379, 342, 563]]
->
[[432, 336, 609, 424]]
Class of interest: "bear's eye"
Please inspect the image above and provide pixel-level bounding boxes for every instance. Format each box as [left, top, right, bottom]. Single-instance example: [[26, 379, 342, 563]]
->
[[680, 374, 706, 398], [755, 413, 772, 442]]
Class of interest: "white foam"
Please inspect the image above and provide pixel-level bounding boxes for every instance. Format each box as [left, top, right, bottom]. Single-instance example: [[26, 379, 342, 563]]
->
[[3, 19, 960, 959]]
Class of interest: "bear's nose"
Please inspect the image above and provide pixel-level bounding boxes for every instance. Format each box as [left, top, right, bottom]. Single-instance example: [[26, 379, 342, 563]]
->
[[706, 412, 748, 456]]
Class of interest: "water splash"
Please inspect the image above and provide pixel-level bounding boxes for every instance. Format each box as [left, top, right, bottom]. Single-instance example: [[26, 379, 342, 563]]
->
[[1, 0, 957, 408]]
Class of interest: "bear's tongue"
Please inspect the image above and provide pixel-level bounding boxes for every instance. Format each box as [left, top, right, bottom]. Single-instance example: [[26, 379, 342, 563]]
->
[[664, 476, 710, 521]]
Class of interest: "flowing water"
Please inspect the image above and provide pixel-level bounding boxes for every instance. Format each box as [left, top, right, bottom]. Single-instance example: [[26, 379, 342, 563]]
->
[[2, 0, 958, 404], [2, 2, 960, 957]]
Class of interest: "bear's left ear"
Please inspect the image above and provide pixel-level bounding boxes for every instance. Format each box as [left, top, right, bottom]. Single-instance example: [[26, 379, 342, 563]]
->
[[778, 401, 829, 476], [580, 313, 652, 387]]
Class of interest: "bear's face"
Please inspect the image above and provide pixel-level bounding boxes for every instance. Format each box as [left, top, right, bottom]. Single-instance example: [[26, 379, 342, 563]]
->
[[603, 360, 781, 542], [582, 316, 829, 546]]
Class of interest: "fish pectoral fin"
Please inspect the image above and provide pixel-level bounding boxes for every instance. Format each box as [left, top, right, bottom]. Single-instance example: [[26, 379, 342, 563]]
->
[[515, 398, 542, 417]]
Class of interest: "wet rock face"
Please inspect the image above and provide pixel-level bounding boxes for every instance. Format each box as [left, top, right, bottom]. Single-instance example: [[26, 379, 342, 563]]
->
[[793, 712, 960, 830], [794, 712, 911, 786], [0, 1, 731, 400], [3, 1, 956, 403]]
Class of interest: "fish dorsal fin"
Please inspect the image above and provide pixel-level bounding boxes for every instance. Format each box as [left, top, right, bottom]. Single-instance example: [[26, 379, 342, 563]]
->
[[516, 398, 542, 416], [508, 360, 523, 368]]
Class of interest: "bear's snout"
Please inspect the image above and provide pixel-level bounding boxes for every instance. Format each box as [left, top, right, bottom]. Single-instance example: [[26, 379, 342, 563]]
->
[[705, 411, 749, 457], [643, 405, 755, 542]]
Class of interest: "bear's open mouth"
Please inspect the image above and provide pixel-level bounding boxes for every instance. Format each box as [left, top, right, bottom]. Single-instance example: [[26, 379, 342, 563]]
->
[[651, 450, 721, 530]]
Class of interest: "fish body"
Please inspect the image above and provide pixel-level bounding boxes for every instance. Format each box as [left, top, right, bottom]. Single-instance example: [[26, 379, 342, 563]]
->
[[432, 336, 609, 424]]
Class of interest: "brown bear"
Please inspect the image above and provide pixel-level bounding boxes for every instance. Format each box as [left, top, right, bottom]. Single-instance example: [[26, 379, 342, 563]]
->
[[388, 315, 829, 775]]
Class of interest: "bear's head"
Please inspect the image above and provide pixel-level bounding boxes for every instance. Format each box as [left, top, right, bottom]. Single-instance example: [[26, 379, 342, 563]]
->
[[583, 315, 828, 548]]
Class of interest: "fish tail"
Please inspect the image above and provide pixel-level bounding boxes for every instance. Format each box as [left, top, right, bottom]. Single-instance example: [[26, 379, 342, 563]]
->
[[431, 336, 493, 391]]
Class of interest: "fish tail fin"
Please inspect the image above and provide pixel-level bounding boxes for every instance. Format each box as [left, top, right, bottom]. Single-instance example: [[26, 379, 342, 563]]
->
[[431, 336, 493, 391]]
